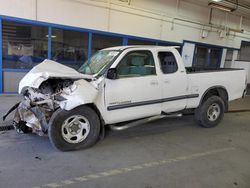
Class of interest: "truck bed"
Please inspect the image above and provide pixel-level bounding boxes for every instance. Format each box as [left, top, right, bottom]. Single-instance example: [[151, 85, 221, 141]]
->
[[185, 67, 246, 109]]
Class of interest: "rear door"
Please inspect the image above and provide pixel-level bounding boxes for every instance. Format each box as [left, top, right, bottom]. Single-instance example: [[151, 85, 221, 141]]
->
[[104, 50, 162, 124], [158, 50, 189, 113]]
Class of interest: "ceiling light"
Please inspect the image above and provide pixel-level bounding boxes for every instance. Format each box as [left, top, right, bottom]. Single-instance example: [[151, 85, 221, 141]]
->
[[208, 2, 235, 12], [211, 0, 223, 2], [46, 35, 57, 38]]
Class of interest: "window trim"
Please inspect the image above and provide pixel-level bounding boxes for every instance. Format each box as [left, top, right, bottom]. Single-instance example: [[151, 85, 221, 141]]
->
[[158, 51, 179, 74]]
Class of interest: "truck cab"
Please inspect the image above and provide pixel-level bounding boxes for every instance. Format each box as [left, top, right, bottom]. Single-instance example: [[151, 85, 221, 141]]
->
[[102, 46, 189, 124]]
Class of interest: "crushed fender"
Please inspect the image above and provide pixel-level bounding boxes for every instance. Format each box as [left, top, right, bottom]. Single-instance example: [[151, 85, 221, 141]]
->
[[2, 79, 77, 136]]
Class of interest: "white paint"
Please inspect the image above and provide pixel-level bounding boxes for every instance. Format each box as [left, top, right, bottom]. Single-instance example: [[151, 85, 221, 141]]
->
[[59, 79, 99, 110], [182, 42, 195, 67], [186, 68, 246, 108]]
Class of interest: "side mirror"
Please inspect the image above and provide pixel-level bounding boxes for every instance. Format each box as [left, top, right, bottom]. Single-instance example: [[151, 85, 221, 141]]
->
[[106, 68, 117, 80]]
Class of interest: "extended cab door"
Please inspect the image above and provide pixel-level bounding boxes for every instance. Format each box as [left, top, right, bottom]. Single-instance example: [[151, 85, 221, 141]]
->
[[157, 49, 189, 113], [104, 50, 162, 124]]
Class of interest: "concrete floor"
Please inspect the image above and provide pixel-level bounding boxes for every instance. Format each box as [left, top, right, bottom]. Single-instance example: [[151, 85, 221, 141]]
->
[[0, 109, 250, 188]]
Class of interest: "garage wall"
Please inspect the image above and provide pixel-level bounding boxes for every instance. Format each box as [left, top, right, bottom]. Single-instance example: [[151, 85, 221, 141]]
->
[[0, 0, 249, 49], [3, 72, 26, 92]]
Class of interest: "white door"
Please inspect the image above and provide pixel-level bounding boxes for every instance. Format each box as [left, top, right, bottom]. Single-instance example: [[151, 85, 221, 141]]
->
[[158, 51, 189, 113], [104, 50, 162, 124]]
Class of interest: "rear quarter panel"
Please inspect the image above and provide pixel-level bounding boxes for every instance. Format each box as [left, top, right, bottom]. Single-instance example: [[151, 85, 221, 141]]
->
[[186, 69, 246, 108]]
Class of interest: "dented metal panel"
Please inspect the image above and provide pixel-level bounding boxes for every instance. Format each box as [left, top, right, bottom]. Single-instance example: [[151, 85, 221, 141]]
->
[[4, 59, 100, 136], [18, 59, 93, 93]]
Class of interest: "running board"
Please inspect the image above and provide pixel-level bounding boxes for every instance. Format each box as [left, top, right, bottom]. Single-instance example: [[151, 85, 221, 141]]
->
[[109, 113, 182, 131]]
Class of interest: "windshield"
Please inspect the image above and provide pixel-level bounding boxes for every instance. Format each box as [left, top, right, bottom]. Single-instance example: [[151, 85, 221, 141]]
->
[[78, 50, 120, 75]]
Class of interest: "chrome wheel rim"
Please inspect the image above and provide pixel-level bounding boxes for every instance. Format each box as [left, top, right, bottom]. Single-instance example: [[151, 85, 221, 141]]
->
[[61, 115, 90, 144], [207, 103, 221, 122]]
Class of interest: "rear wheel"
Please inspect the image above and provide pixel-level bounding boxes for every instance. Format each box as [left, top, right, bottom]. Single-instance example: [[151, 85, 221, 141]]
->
[[195, 96, 225, 128], [49, 106, 100, 151]]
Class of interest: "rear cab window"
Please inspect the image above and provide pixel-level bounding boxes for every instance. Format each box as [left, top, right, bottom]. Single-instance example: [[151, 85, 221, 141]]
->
[[158, 51, 178, 74]]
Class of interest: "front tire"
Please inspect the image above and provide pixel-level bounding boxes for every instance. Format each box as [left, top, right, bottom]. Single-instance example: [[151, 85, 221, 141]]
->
[[49, 106, 100, 151], [194, 96, 225, 128]]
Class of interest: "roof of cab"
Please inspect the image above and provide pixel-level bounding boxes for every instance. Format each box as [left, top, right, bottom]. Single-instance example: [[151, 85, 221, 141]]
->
[[103, 45, 180, 51]]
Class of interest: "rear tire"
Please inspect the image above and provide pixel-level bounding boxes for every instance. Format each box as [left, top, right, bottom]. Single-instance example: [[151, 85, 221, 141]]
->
[[194, 96, 225, 128], [49, 106, 100, 151]]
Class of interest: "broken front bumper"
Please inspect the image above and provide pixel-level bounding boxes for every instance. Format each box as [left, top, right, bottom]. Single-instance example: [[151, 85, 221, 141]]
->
[[3, 99, 53, 136]]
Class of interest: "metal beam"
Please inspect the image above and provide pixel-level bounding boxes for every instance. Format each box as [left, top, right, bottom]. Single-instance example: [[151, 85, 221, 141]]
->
[[48, 26, 52, 59]]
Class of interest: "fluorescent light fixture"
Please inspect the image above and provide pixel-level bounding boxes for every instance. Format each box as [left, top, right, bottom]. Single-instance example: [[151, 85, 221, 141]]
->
[[211, 0, 223, 2], [46, 35, 57, 38], [208, 2, 235, 12]]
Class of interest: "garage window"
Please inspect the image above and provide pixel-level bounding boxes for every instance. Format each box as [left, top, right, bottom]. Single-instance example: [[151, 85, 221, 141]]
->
[[238, 41, 250, 61], [51, 28, 88, 69], [2, 21, 48, 69], [128, 39, 156, 45], [91, 34, 123, 55], [117, 50, 156, 78], [193, 46, 222, 69]]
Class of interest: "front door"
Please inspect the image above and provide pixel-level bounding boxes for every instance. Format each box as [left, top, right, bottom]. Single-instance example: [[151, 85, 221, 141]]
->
[[104, 50, 162, 124]]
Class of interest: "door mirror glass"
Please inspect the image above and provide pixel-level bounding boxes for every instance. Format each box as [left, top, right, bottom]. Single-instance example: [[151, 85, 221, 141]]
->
[[107, 68, 117, 80]]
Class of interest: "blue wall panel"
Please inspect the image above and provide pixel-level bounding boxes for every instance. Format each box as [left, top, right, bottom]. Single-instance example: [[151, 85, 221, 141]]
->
[[0, 18, 2, 93], [122, 37, 128, 46], [48, 27, 52, 59], [88, 32, 92, 59]]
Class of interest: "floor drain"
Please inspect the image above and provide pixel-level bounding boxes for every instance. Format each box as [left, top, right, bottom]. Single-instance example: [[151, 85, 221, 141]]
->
[[0, 125, 14, 132]]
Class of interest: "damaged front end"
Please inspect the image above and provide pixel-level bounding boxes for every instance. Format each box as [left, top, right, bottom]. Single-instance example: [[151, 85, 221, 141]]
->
[[5, 79, 76, 135], [3, 60, 99, 136]]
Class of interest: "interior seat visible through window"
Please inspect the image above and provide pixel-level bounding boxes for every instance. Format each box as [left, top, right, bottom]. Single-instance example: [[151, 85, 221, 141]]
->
[[117, 50, 156, 78]]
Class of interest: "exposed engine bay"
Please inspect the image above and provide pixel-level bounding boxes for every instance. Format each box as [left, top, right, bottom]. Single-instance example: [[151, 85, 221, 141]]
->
[[4, 79, 77, 135]]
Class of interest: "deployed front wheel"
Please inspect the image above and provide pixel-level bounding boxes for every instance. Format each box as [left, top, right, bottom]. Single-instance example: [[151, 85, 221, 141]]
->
[[194, 96, 225, 128], [49, 106, 100, 151]]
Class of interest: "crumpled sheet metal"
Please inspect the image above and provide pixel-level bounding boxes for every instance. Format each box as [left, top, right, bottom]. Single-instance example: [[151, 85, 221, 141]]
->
[[14, 100, 49, 135]]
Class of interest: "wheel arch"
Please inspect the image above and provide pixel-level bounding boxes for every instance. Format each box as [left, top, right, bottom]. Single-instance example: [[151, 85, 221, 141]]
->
[[49, 103, 106, 140], [199, 86, 229, 111], [85, 103, 106, 140]]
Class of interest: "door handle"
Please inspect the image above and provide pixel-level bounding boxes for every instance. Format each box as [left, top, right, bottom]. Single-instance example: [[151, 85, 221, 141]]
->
[[150, 81, 158, 85], [164, 79, 170, 84]]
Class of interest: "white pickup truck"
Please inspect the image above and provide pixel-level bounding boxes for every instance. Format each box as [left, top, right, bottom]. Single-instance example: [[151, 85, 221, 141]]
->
[[4, 46, 247, 151]]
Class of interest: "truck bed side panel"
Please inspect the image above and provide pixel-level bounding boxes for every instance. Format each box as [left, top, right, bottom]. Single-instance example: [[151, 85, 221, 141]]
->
[[186, 70, 246, 109]]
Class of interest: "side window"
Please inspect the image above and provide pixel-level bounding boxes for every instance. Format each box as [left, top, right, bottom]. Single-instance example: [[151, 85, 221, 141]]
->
[[158, 52, 178, 74], [116, 51, 156, 78]]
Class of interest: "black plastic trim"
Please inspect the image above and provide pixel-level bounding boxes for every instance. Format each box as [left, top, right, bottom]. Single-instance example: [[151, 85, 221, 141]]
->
[[107, 94, 199, 111]]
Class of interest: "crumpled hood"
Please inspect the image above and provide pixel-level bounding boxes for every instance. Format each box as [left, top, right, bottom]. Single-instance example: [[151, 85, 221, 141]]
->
[[19, 59, 93, 93]]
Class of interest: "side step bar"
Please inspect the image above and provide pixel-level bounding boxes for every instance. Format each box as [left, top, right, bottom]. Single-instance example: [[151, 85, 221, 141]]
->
[[109, 113, 182, 131]]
